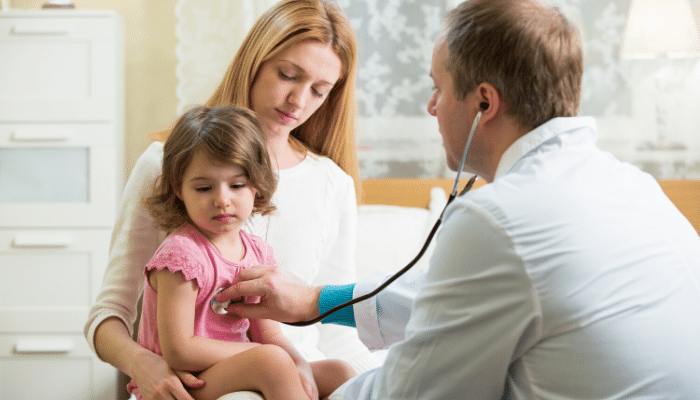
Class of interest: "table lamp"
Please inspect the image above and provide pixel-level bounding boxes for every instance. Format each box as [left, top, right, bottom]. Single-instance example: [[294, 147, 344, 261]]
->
[[620, 0, 700, 150]]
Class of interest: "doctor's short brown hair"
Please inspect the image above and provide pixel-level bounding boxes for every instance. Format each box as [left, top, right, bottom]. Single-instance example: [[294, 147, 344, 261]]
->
[[445, 0, 583, 130]]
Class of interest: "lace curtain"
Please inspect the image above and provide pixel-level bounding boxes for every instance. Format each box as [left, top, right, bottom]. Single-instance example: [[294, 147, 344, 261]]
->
[[176, 0, 700, 179]]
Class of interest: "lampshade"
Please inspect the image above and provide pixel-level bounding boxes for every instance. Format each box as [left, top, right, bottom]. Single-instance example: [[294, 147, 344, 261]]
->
[[620, 0, 700, 58]]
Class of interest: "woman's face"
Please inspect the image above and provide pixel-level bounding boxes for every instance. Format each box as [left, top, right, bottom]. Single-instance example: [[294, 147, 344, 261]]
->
[[250, 40, 342, 139]]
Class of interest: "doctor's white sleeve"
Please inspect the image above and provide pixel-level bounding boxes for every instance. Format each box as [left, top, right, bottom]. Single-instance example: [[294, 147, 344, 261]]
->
[[351, 268, 426, 351]]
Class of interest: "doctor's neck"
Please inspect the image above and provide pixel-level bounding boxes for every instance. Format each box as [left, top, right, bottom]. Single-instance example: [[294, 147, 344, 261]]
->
[[469, 113, 531, 184]]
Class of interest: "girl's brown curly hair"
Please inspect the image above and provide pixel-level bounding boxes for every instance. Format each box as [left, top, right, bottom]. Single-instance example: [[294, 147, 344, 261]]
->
[[146, 105, 277, 232]]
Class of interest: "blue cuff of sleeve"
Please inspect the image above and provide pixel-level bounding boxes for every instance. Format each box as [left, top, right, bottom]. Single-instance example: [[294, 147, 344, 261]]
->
[[319, 284, 356, 327]]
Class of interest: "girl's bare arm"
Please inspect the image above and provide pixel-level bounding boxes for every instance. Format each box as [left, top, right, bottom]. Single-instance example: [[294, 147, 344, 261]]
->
[[153, 269, 260, 372]]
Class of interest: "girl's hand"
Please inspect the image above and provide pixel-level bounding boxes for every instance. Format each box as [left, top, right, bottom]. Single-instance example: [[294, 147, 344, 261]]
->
[[296, 360, 319, 400], [130, 348, 204, 400]]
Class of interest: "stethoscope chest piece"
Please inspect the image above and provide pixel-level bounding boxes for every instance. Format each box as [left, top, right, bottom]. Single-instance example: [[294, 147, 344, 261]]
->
[[210, 287, 230, 315]]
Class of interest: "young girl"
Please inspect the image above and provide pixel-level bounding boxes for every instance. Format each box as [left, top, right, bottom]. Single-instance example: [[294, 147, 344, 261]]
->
[[127, 105, 355, 400]]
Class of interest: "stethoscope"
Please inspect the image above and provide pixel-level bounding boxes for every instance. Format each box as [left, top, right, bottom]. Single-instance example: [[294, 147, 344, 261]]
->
[[211, 110, 484, 325]]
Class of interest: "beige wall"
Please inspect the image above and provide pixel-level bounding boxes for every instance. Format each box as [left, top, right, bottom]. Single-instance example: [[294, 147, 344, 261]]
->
[[10, 0, 178, 181]]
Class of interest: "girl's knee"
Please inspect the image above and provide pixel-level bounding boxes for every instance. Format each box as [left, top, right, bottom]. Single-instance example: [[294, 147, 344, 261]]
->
[[250, 344, 297, 375], [326, 359, 357, 381], [311, 359, 357, 398], [255, 344, 293, 362], [313, 359, 357, 382]]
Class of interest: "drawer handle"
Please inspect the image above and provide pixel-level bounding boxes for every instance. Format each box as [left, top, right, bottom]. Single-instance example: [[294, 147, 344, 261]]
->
[[15, 339, 74, 354], [13, 233, 74, 248], [11, 129, 74, 142], [11, 22, 74, 35]]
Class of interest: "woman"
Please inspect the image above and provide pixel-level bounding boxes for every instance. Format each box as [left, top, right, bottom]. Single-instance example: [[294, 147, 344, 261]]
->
[[84, 1, 377, 399]]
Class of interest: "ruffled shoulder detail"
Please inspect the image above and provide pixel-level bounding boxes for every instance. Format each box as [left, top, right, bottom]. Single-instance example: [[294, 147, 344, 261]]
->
[[146, 225, 208, 288], [241, 231, 276, 266]]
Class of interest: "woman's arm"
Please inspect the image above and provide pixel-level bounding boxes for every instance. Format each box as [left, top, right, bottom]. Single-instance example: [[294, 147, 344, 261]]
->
[[154, 269, 259, 372], [96, 318, 202, 400], [86, 143, 165, 354], [85, 143, 203, 399]]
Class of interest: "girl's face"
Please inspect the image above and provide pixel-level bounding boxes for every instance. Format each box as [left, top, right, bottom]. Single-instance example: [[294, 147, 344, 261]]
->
[[178, 151, 256, 244], [250, 40, 342, 139]]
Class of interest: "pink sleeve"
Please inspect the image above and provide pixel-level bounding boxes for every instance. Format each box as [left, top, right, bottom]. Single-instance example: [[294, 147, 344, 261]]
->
[[146, 235, 206, 289]]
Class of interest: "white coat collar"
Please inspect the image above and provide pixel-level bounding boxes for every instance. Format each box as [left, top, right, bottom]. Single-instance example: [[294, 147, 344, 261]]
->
[[494, 116, 597, 180]]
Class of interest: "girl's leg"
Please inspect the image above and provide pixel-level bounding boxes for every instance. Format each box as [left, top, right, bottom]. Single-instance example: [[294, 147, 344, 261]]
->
[[190, 344, 309, 400], [310, 359, 357, 399]]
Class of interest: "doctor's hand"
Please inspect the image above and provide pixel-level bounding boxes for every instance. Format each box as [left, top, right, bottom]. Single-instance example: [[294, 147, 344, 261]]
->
[[216, 265, 323, 323]]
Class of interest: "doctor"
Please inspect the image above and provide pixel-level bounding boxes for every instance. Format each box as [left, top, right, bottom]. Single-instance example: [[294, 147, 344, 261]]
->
[[219, 0, 700, 398]]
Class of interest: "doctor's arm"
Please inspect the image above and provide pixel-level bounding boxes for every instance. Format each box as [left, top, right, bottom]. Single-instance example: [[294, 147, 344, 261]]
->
[[221, 265, 426, 351]]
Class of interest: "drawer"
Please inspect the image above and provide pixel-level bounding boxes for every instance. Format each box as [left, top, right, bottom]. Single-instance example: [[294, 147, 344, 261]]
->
[[0, 11, 123, 122], [0, 333, 118, 399], [0, 123, 116, 146], [0, 229, 110, 333], [0, 124, 120, 228], [0, 11, 118, 40]]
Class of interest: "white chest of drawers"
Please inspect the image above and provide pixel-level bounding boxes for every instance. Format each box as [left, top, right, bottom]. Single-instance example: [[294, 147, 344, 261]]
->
[[0, 9, 123, 399]]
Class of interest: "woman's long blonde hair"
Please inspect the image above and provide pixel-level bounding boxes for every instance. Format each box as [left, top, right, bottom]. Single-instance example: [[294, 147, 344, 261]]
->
[[206, 0, 361, 198]]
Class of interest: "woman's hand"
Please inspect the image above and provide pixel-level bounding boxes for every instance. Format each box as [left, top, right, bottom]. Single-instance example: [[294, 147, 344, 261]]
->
[[296, 360, 319, 400], [130, 347, 204, 400]]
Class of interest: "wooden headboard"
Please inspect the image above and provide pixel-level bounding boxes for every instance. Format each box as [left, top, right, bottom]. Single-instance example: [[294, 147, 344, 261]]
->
[[361, 178, 700, 235]]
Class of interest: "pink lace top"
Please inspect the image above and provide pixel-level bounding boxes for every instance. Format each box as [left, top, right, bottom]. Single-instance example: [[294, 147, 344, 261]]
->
[[128, 224, 274, 398]]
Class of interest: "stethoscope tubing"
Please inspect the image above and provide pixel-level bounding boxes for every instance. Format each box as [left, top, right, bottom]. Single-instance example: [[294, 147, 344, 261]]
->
[[284, 174, 478, 327], [284, 111, 483, 327]]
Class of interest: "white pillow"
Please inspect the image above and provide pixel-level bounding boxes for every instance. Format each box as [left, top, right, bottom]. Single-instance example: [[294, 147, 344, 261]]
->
[[355, 187, 447, 280]]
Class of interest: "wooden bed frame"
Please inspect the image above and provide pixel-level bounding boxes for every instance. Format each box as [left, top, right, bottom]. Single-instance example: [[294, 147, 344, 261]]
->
[[361, 178, 700, 235]]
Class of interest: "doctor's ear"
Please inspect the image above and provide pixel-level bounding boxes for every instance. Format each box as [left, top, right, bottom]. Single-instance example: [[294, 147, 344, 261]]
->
[[475, 82, 501, 118]]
